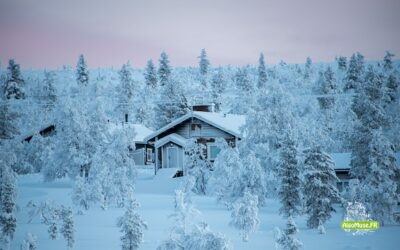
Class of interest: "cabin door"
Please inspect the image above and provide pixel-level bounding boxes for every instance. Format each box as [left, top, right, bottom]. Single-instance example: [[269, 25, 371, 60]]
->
[[167, 147, 178, 168]]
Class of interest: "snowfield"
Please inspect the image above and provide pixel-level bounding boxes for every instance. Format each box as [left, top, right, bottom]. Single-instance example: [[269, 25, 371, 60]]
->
[[13, 170, 400, 250]]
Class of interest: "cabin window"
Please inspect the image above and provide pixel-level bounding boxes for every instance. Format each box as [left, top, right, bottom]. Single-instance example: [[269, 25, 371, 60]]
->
[[207, 144, 221, 161], [146, 148, 153, 162], [191, 123, 202, 131]]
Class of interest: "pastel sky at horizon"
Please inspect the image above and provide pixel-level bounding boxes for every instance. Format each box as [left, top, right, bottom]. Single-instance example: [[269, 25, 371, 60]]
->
[[1, 0, 400, 69]]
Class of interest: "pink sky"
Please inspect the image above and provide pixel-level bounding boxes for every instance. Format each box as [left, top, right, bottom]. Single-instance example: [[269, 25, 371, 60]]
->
[[1, 0, 400, 69]]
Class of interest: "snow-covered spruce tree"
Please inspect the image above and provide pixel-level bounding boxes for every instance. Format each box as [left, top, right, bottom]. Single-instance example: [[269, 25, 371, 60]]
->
[[364, 129, 398, 226], [211, 67, 226, 112], [241, 84, 296, 197], [278, 129, 302, 218], [4, 59, 25, 99], [42, 70, 57, 111], [383, 51, 395, 71], [350, 65, 388, 181], [76, 54, 89, 86], [184, 139, 210, 195], [198, 48, 210, 87], [116, 63, 135, 122], [275, 216, 303, 250], [257, 53, 267, 89], [336, 56, 347, 71], [144, 59, 157, 88], [20, 233, 37, 250], [158, 51, 172, 86], [303, 147, 341, 233], [154, 78, 189, 129], [303, 56, 312, 80], [60, 207, 75, 249], [344, 52, 365, 91], [234, 66, 253, 92], [317, 66, 336, 111], [230, 191, 259, 242], [0, 163, 17, 249], [0, 99, 19, 140], [117, 196, 147, 250]]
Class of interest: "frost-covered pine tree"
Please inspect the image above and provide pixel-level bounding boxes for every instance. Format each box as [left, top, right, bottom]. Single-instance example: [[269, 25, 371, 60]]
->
[[198, 49, 210, 87], [76, 54, 89, 86], [42, 71, 57, 111], [235, 66, 253, 92], [199, 49, 210, 76], [0, 100, 19, 140], [117, 196, 147, 250], [211, 67, 226, 112], [275, 216, 303, 250], [158, 52, 172, 86], [0, 164, 17, 248], [383, 51, 395, 71], [336, 56, 347, 71], [317, 66, 336, 110], [184, 139, 210, 195], [344, 52, 364, 91], [278, 129, 301, 218], [303, 57, 312, 79], [257, 53, 267, 89], [364, 129, 398, 226], [154, 79, 189, 128], [20, 233, 37, 250], [60, 207, 74, 249], [303, 147, 341, 233], [230, 191, 259, 242], [4, 59, 25, 99], [144, 59, 157, 88], [350, 65, 388, 181], [117, 63, 135, 122]]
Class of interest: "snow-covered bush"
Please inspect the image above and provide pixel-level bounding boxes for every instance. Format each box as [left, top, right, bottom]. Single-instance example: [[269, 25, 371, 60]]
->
[[230, 191, 259, 242], [117, 196, 147, 250]]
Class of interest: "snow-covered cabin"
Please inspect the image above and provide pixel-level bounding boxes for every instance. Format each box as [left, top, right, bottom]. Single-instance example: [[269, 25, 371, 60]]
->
[[331, 152, 400, 193], [143, 108, 246, 175]]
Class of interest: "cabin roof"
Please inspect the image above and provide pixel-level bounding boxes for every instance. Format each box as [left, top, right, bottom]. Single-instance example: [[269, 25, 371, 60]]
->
[[330, 153, 351, 170], [154, 133, 187, 148], [109, 123, 154, 142], [330, 152, 400, 170], [144, 111, 246, 142]]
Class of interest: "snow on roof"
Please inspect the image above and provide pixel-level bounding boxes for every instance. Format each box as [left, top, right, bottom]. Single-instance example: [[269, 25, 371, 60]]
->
[[330, 153, 351, 169], [108, 123, 154, 142], [144, 111, 246, 142], [330, 152, 400, 170], [155, 133, 187, 148]]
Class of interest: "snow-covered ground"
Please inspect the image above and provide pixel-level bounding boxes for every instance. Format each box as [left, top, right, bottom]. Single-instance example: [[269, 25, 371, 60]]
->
[[14, 170, 400, 249]]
